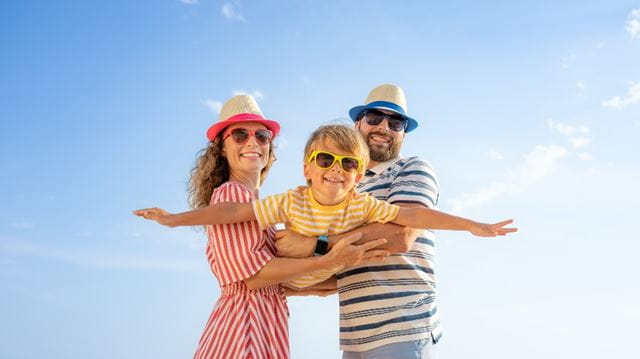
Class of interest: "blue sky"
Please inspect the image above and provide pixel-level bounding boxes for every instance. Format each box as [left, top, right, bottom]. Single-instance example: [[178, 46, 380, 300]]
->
[[1, 1, 639, 358]]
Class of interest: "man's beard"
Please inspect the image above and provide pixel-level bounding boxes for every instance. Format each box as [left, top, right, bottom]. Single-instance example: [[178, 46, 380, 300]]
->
[[366, 132, 401, 162]]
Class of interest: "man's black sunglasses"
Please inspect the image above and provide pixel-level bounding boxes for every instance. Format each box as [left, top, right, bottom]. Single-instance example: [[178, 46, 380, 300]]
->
[[359, 109, 407, 132]]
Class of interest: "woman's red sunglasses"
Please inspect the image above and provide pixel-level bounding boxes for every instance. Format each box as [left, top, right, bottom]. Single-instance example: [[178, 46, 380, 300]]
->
[[222, 128, 274, 145]]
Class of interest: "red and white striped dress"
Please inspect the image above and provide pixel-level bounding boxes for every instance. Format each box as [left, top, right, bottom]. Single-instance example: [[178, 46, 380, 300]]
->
[[193, 181, 290, 359]]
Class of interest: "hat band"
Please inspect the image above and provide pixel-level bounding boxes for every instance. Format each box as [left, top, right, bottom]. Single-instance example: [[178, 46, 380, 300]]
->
[[366, 101, 407, 116], [224, 112, 266, 123]]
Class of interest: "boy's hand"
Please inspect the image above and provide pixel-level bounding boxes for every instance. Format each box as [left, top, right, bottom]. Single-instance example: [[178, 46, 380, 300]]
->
[[133, 207, 177, 227], [469, 219, 518, 237]]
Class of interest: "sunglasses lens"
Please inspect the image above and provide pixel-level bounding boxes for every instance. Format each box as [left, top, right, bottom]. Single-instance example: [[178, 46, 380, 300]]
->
[[230, 129, 250, 143], [315, 152, 336, 168], [364, 111, 384, 126], [341, 158, 359, 172], [387, 118, 406, 132], [254, 129, 273, 145]]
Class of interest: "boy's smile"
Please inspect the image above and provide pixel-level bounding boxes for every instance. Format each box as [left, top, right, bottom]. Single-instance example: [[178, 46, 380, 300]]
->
[[304, 141, 363, 206]]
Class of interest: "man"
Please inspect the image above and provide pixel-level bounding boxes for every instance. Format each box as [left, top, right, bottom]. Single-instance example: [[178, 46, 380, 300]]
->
[[276, 84, 441, 358], [340, 84, 440, 358]]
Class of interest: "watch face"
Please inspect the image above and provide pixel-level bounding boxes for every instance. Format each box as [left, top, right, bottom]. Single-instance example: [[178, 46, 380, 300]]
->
[[315, 239, 329, 255]]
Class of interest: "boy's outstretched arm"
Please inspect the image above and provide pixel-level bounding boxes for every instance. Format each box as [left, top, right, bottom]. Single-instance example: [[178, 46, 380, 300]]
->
[[392, 207, 518, 237], [133, 202, 256, 227]]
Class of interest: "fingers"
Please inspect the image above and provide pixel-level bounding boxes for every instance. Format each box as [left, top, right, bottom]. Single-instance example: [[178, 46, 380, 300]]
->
[[499, 227, 518, 234], [340, 232, 364, 246], [274, 229, 287, 240], [494, 219, 514, 227], [357, 238, 387, 251], [133, 208, 164, 221], [133, 209, 150, 216]]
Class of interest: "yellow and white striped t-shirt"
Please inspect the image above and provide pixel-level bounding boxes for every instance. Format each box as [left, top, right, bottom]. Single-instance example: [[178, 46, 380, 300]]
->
[[252, 186, 400, 288]]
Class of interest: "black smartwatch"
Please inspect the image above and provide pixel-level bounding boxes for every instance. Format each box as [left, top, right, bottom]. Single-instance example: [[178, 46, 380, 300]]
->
[[314, 235, 329, 255]]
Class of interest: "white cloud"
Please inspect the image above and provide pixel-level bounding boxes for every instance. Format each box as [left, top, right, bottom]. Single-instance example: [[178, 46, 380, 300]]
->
[[602, 83, 640, 109], [450, 145, 568, 212], [221, 3, 245, 22], [548, 119, 589, 137], [233, 89, 264, 100], [578, 152, 592, 161], [202, 99, 223, 114], [180, 0, 198, 4], [569, 137, 591, 149], [626, 9, 640, 40], [202, 90, 264, 115], [577, 81, 586, 91], [0, 241, 203, 272], [488, 150, 504, 160]]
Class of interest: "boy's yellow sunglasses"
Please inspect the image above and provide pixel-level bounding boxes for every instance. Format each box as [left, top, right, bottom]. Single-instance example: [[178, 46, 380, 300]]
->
[[307, 150, 363, 173]]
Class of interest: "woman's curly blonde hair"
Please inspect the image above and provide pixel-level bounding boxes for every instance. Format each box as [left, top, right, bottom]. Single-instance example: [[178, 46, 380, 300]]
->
[[187, 133, 277, 209]]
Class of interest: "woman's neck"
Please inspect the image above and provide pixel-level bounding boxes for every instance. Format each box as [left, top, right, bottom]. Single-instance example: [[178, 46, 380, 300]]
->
[[229, 170, 261, 197]]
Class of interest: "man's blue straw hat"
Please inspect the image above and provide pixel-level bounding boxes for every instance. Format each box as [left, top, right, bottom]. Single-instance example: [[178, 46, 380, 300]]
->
[[349, 84, 418, 133]]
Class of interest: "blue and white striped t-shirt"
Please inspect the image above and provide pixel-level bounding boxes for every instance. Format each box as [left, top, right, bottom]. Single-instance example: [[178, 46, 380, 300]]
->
[[337, 155, 441, 352]]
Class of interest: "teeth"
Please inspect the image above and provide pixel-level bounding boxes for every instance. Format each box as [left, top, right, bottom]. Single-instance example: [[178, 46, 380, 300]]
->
[[371, 135, 390, 143], [240, 153, 260, 157], [324, 178, 343, 183]]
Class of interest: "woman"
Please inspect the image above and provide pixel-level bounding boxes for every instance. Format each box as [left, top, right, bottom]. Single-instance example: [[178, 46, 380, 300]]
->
[[182, 95, 387, 359]]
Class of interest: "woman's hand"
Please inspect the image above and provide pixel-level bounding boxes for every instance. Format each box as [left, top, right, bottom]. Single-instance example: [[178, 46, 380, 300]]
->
[[324, 232, 389, 267], [469, 219, 518, 237], [133, 207, 178, 227]]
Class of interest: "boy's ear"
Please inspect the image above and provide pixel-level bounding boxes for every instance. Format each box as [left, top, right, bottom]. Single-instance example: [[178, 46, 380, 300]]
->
[[355, 173, 363, 184], [303, 162, 311, 180]]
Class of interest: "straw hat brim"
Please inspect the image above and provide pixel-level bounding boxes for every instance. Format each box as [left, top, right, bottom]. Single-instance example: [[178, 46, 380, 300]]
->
[[349, 104, 418, 133], [206, 113, 281, 141]]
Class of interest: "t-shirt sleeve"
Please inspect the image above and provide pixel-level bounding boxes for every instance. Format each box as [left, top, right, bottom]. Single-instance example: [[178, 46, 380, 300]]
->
[[207, 182, 275, 286], [252, 192, 289, 230], [363, 194, 400, 224], [387, 157, 439, 209]]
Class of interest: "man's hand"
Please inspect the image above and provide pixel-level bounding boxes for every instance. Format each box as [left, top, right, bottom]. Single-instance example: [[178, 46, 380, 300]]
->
[[274, 229, 316, 258], [325, 232, 389, 267], [133, 207, 178, 227], [469, 219, 518, 237]]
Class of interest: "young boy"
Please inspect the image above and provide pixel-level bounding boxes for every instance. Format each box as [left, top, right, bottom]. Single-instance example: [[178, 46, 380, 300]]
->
[[135, 124, 516, 287]]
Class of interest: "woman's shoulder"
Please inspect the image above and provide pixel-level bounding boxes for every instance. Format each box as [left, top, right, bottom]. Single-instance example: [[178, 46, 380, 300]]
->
[[211, 181, 254, 204]]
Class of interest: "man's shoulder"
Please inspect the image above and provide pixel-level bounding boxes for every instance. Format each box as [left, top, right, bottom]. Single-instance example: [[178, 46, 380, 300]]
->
[[390, 156, 437, 183], [397, 156, 435, 172]]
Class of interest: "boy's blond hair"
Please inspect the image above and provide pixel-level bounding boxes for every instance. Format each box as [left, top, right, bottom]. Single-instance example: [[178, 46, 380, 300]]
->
[[303, 125, 369, 185]]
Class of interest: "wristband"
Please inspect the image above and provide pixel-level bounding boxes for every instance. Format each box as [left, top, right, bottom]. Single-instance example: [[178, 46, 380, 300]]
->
[[314, 235, 329, 255]]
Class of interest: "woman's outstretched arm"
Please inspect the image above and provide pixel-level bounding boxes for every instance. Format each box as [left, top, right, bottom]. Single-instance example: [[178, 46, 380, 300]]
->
[[133, 202, 255, 227]]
